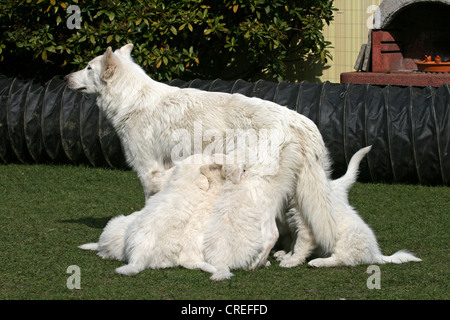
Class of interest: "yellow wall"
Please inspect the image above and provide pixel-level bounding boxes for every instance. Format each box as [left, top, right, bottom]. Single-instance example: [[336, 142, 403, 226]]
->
[[320, 0, 383, 83]]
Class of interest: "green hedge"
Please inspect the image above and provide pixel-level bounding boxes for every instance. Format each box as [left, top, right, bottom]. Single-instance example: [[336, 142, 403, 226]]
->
[[0, 0, 336, 81]]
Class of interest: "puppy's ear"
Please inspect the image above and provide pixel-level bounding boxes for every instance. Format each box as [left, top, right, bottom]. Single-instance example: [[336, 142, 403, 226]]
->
[[223, 165, 244, 184], [196, 174, 210, 191], [101, 47, 119, 81], [212, 154, 226, 165], [230, 165, 244, 184], [220, 166, 227, 180], [200, 165, 210, 177]]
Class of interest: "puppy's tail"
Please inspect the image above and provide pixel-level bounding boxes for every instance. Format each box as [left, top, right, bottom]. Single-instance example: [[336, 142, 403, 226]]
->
[[79, 242, 99, 251], [378, 250, 422, 264], [331, 146, 372, 196]]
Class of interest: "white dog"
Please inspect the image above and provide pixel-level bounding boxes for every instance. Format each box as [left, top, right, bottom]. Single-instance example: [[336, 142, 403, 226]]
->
[[201, 154, 279, 280], [65, 43, 338, 260], [80, 155, 221, 275], [276, 146, 422, 267], [80, 153, 280, 280]]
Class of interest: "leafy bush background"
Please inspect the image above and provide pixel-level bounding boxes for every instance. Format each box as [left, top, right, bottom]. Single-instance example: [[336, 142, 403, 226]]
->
[[0, 0, 336, 81]]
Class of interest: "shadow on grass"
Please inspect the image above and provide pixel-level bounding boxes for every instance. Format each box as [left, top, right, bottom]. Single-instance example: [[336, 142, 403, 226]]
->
[[59, 216, 112, 229]]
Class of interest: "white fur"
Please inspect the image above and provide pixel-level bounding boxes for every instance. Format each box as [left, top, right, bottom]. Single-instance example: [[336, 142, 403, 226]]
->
[[202, 153, 280, 280], [276, 146, 422, 267], [80, 155, 221, 275], [80, 153, 280, 280], [66, 44, 337, 259]]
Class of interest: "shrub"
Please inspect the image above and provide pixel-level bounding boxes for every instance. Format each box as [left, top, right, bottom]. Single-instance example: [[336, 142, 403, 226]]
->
[[0, 0, 336, 81]]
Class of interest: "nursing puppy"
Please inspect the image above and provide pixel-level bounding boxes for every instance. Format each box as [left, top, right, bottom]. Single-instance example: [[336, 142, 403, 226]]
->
[[277, 146, 422, 267], [202, 154, 279, 281], [65, 44, 338, 259], [80, 155, 221, 275], [78, 167, 175, 261]]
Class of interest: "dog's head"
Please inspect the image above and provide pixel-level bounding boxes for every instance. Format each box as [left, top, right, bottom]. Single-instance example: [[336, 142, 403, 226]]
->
[[64, 43, 137, 95]]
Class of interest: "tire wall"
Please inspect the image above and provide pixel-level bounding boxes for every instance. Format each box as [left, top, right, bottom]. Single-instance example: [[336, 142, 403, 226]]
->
[[0, 75, 448, 185]]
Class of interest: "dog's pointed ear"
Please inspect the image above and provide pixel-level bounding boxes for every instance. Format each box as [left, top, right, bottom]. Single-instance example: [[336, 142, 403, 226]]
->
[[101, 47, 119, 81], [121, 43, 134, 57], [115, 43, 134, 59]]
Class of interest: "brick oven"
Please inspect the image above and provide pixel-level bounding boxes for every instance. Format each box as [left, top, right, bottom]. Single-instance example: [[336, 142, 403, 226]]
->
[[341, 0, 450, 87]]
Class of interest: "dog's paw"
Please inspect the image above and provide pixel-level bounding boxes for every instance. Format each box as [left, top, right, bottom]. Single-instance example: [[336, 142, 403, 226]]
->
[[115, 264, 141, 276], [79, 243, 98, 251], [279, 256, 304, 268], [273, 250, 287, 260], [307, 258, 325, 268], [210, 269, 233, 281]]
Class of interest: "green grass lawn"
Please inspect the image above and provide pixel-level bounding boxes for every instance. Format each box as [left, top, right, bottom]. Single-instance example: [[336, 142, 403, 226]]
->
[[0, 164, 448, 300]]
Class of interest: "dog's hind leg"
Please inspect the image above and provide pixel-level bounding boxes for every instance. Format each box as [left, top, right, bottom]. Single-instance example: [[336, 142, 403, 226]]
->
[[251, 218, 279, 270], [115, 264, 144, 276], [279, 209, 316, 268], [308, 255, 341, 268]]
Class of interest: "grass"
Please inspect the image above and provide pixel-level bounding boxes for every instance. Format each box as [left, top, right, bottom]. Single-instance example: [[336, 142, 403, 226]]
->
[[0, 164, 448, 300]]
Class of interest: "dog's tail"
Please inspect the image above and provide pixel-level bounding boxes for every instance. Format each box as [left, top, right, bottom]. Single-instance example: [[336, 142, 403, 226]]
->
[[331, 146, 372, 198], [79, 242, 99, 251], [378, 250, 422, 264], [296, 150, 336, 254]]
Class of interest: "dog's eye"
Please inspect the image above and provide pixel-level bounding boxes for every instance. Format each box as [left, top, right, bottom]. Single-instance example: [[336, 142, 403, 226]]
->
[[87, 66, 92, 71]]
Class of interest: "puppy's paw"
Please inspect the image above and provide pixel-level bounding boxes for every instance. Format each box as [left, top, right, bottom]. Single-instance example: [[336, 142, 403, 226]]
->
[[210, 269, 233, 281], [279, 255, 304, 268], [273, 250, 287, 260], [307, 258, 325, 268], [115, 264, 141, 276]]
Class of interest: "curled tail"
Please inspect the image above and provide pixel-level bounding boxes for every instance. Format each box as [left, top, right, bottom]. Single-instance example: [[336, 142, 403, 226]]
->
[[379, 250, 422, 264], [331, 146, 372, 198]]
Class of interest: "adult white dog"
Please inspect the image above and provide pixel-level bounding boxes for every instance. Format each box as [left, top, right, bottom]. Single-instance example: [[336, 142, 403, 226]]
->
[[65, 44, 337, 259], [276, 146, 422, 267]]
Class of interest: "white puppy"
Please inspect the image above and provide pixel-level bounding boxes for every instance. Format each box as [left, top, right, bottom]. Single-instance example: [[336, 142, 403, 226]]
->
[[203, 154, 280, 280], [80, 155, 221, 276], [78, 168, 174, 261], [277, 146, 422, 267]]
